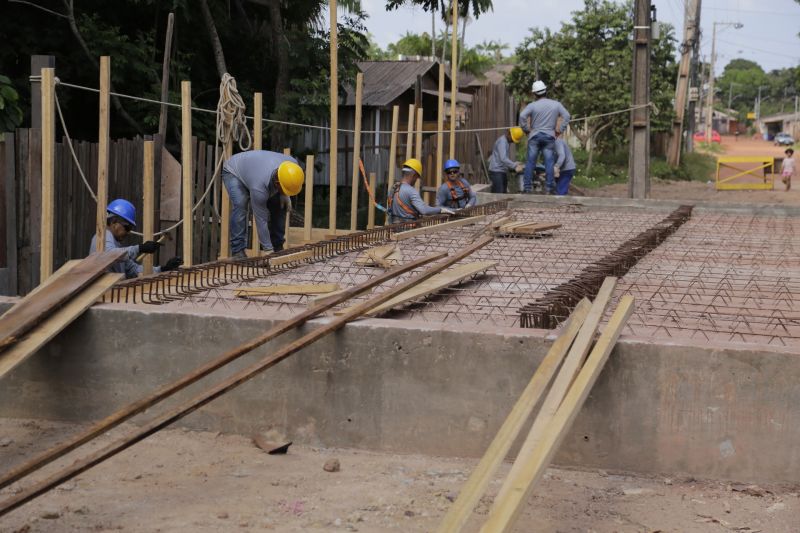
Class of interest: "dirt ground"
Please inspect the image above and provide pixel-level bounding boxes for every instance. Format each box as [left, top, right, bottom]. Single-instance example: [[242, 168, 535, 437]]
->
[[1, 418, 798, 532], [590, 136, 799, 203]]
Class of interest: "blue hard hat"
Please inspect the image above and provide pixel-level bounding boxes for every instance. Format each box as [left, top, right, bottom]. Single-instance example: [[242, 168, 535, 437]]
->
[[107, 199, 136, 227], [444, 159, 460, 171]]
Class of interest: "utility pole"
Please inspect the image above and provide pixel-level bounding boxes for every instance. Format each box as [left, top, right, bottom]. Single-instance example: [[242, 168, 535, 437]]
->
[[667, 0, 700, 166], [629, 0, 651, 199], [704, 21, 742, 143], [685, 4, 703, 154]]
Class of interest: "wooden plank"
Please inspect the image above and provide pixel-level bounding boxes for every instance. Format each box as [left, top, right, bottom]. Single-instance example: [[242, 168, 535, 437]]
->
[[489, 216, 514, 230], [40, 67, 55, 281], [354, 244, 395, 266], [251, 93, 262, 256], [367, 172, 376, 229], [435, 63, 445, 194], [282, 148, 292, 250], [415, 106, 424, 193], [391, 215, 487, 241], [338, 261, 495, 317], [0, 249, 125, 351], [480, 295, 635, 533], [386, 105, 400, 225], [328, 0, 338, 233], [142, 141, 155, 275], [267, 249, 314, 267], [95, 58, 110, 254], [181, 81, 193, 266], [4, 132, 17, 295], [235, 283, 340, 298], [492, 277, 617, 508], [0, 273, 122, 379], [349, 72, 363, 231], [405, 103, 415, 163], [303, 154, 314, 242], [436, 299, 592, 533], [449, 0, 458, 159]]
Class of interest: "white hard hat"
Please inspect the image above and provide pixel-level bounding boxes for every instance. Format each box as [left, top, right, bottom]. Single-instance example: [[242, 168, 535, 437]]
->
[[531, 80, 547, 94]]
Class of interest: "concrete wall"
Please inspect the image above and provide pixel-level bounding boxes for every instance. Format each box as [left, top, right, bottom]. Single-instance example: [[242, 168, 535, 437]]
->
[[1, 301, 799, 483]]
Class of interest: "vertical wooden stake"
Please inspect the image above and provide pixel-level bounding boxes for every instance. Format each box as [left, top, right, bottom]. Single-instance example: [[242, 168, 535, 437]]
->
[[449, 0, 458, 159], [405, 104, 415, 163], [220, 142, 232, 258], [415, 106, 424, 193], [142, 140, 155, 275], [386, 105, 400, 225], [283, 147, 291, 248], [40, 67, 55, 280], [181, 80, 193, 266], [250, 92, 263, 256], [435, 63, 445, 194], [349, 72, 363, 231], [367, 172, 376, 229], [96, 56, 111, 255], [304, 154, 314, 242], [329, 0, 339, 233]]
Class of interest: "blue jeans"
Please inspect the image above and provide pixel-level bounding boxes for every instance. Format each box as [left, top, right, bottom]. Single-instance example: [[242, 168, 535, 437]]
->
[[488, 171, 507, 193], [524, 133, 556, 193], [556, 168, 575, 195], [222, 170, 286, 254]]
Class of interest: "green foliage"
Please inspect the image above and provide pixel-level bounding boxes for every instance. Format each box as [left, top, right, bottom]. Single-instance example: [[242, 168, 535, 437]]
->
[[717, 59, 798, 120], [571, 148, 716, 188], [0, 74, 23, 133]]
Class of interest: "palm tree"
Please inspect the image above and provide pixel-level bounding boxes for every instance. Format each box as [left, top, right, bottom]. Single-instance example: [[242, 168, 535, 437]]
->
[[457, 0, 493, 69]]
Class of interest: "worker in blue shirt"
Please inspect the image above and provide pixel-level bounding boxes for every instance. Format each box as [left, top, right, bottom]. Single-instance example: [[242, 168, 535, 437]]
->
[[436, 159, 477, 209], [89, 199, 182, 279], [554, 137, 577, 196], [388, 158, 454, 223]]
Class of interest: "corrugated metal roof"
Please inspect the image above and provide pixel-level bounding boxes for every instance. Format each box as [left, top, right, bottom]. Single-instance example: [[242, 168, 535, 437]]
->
[[344, 60, 447, 107]]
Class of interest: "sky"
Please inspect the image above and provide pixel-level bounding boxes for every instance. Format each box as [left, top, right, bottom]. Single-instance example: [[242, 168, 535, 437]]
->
[[351, 0, 800, 75]]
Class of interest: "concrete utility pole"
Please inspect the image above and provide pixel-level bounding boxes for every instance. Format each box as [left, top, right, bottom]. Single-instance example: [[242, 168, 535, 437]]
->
[[704, 21, 742, 143], [629, 0, 651, 199], [685, 3, 703, 153], [667, 0, 700, 167]]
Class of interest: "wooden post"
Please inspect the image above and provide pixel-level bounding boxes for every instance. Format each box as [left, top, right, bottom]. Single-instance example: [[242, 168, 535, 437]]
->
[[386, 105, 400, 225], [181, 80, 193, 266], [435, 63, 445, 194], [329, 0, 338, 233], [283, 147, 291, 248], [349, 72, 364, 231], [142, 141, 155, 275], [40, 67, 55, 281], [95, 57, 111, 255], [303, 154, 314, 242], [415, 106, 424, 193], [157, 13, 175, 140], [449, 0, 458, 159], [250, 92, 263, 256], [367, 172, 376, 229]]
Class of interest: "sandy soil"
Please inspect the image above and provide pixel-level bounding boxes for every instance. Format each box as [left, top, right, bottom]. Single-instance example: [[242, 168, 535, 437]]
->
[[1, 418, 798, 532]]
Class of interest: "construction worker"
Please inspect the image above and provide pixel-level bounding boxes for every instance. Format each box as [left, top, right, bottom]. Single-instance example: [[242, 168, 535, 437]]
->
[[89, 199, 182, 279], [553, 137, 576, 196], [387, 158, 455, 223], [436, 159, 477, 209], [518, 81, 570, 194], [487, 127, 525, 193], [221, 150, 304, 258]]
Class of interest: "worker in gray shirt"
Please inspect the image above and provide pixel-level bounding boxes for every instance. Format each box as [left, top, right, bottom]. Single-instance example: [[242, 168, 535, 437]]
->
[[388, 158, 454, 223], [553, 137, 577, 196], [488, 127, 525, 193], [518, 80, 570, 194], [436, 159, 477, 209], [222, 150, 305, 258]]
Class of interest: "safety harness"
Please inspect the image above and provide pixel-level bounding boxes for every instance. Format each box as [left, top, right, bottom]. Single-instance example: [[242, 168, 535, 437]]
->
[[444, 178, 472, 208], [387, 182, 419, 220]]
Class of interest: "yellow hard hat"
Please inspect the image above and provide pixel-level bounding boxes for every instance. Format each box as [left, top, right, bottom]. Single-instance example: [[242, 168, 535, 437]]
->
[[277, 161, 304, 196], [402, 158, 423, 176], [509, 127, 524, 143]]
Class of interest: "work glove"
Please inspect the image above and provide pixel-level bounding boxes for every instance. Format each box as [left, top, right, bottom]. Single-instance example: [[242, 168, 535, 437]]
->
[[440, 207, 456, 215], [138, 240, 162, 254], [279, 194, 292, 212], [554, 166, 561, 178], [161, 256, 183, 272], [515, 163, 524, 174]]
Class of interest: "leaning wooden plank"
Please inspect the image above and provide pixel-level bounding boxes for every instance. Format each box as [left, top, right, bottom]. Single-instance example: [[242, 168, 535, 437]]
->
[[0, 250, 126, 351], [338, 261, 496, 317], [354, 244, 396, 266], [480, 295, 635, 533], [492, 277, 618, 507], [391, 215, 487, 241], [0, 273, 122, 379], [25, 261, 80, 298], [235, 283, 340, 297], [436, 298, 592, 533]]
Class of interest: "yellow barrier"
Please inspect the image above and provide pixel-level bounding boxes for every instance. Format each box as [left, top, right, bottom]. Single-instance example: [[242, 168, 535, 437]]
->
[[715, 156, 774, 191]]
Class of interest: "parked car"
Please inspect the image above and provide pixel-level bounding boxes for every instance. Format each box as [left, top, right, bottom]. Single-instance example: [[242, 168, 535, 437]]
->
[[774, 132, 795, 146], [693, 130, 721, 143]]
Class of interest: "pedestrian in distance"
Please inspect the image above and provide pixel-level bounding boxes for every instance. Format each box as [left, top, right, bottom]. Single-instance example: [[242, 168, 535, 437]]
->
[[221, 150, 305, 258], [387, 158, 455, 223], [782, 148, 796, 191], [436, 159, 477, 209], [89, 199, 182, 279], [553, 137, 577, 196], [487, 127, 525, 193], [518, 80, 570, 194]]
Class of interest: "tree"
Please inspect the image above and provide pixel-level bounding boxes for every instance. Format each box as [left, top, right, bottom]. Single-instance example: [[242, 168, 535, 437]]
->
[[385, 0, 441, 57], [0, 75, 23, 135], [456, 0, 493, 69]]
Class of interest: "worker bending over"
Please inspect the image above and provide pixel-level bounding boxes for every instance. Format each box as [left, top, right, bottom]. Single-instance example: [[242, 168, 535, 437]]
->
[[89, 199, 182, 279], [388, 158, 454, 223], [436, 159, 477, 209], [518, 81, 570, 194], [553, 137, 576, 196], [222, 150, 304, 258], [487, 127, 525, 193]]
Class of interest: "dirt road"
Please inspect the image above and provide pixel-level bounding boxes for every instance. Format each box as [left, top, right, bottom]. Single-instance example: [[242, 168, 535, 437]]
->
[[1, 418, 798, 532]]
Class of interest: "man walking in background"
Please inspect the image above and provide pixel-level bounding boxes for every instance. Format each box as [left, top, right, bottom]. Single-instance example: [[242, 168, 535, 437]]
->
[[518, 81, 570, 194]]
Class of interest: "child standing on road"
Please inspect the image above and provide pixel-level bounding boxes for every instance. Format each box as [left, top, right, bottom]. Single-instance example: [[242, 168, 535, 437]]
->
[[782, 148, 796, 191]]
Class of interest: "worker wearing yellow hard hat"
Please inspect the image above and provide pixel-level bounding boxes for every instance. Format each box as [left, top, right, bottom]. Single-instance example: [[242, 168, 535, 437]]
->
[[387, 158, 455, 223], [221, 150, 305, 258], [487, 127, 526, 193]]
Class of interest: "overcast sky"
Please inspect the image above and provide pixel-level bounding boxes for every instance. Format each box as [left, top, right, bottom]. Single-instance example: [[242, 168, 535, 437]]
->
[[351, 0, 800, 75]]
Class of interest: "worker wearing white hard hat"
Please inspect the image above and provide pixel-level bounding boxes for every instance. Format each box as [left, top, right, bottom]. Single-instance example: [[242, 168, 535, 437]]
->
[[518, 80, 571, 194]]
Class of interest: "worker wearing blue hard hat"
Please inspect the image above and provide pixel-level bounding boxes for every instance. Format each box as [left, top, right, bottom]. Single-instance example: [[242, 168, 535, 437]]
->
[[435, 159, 477, 210], [89, 198, 182, 279]]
